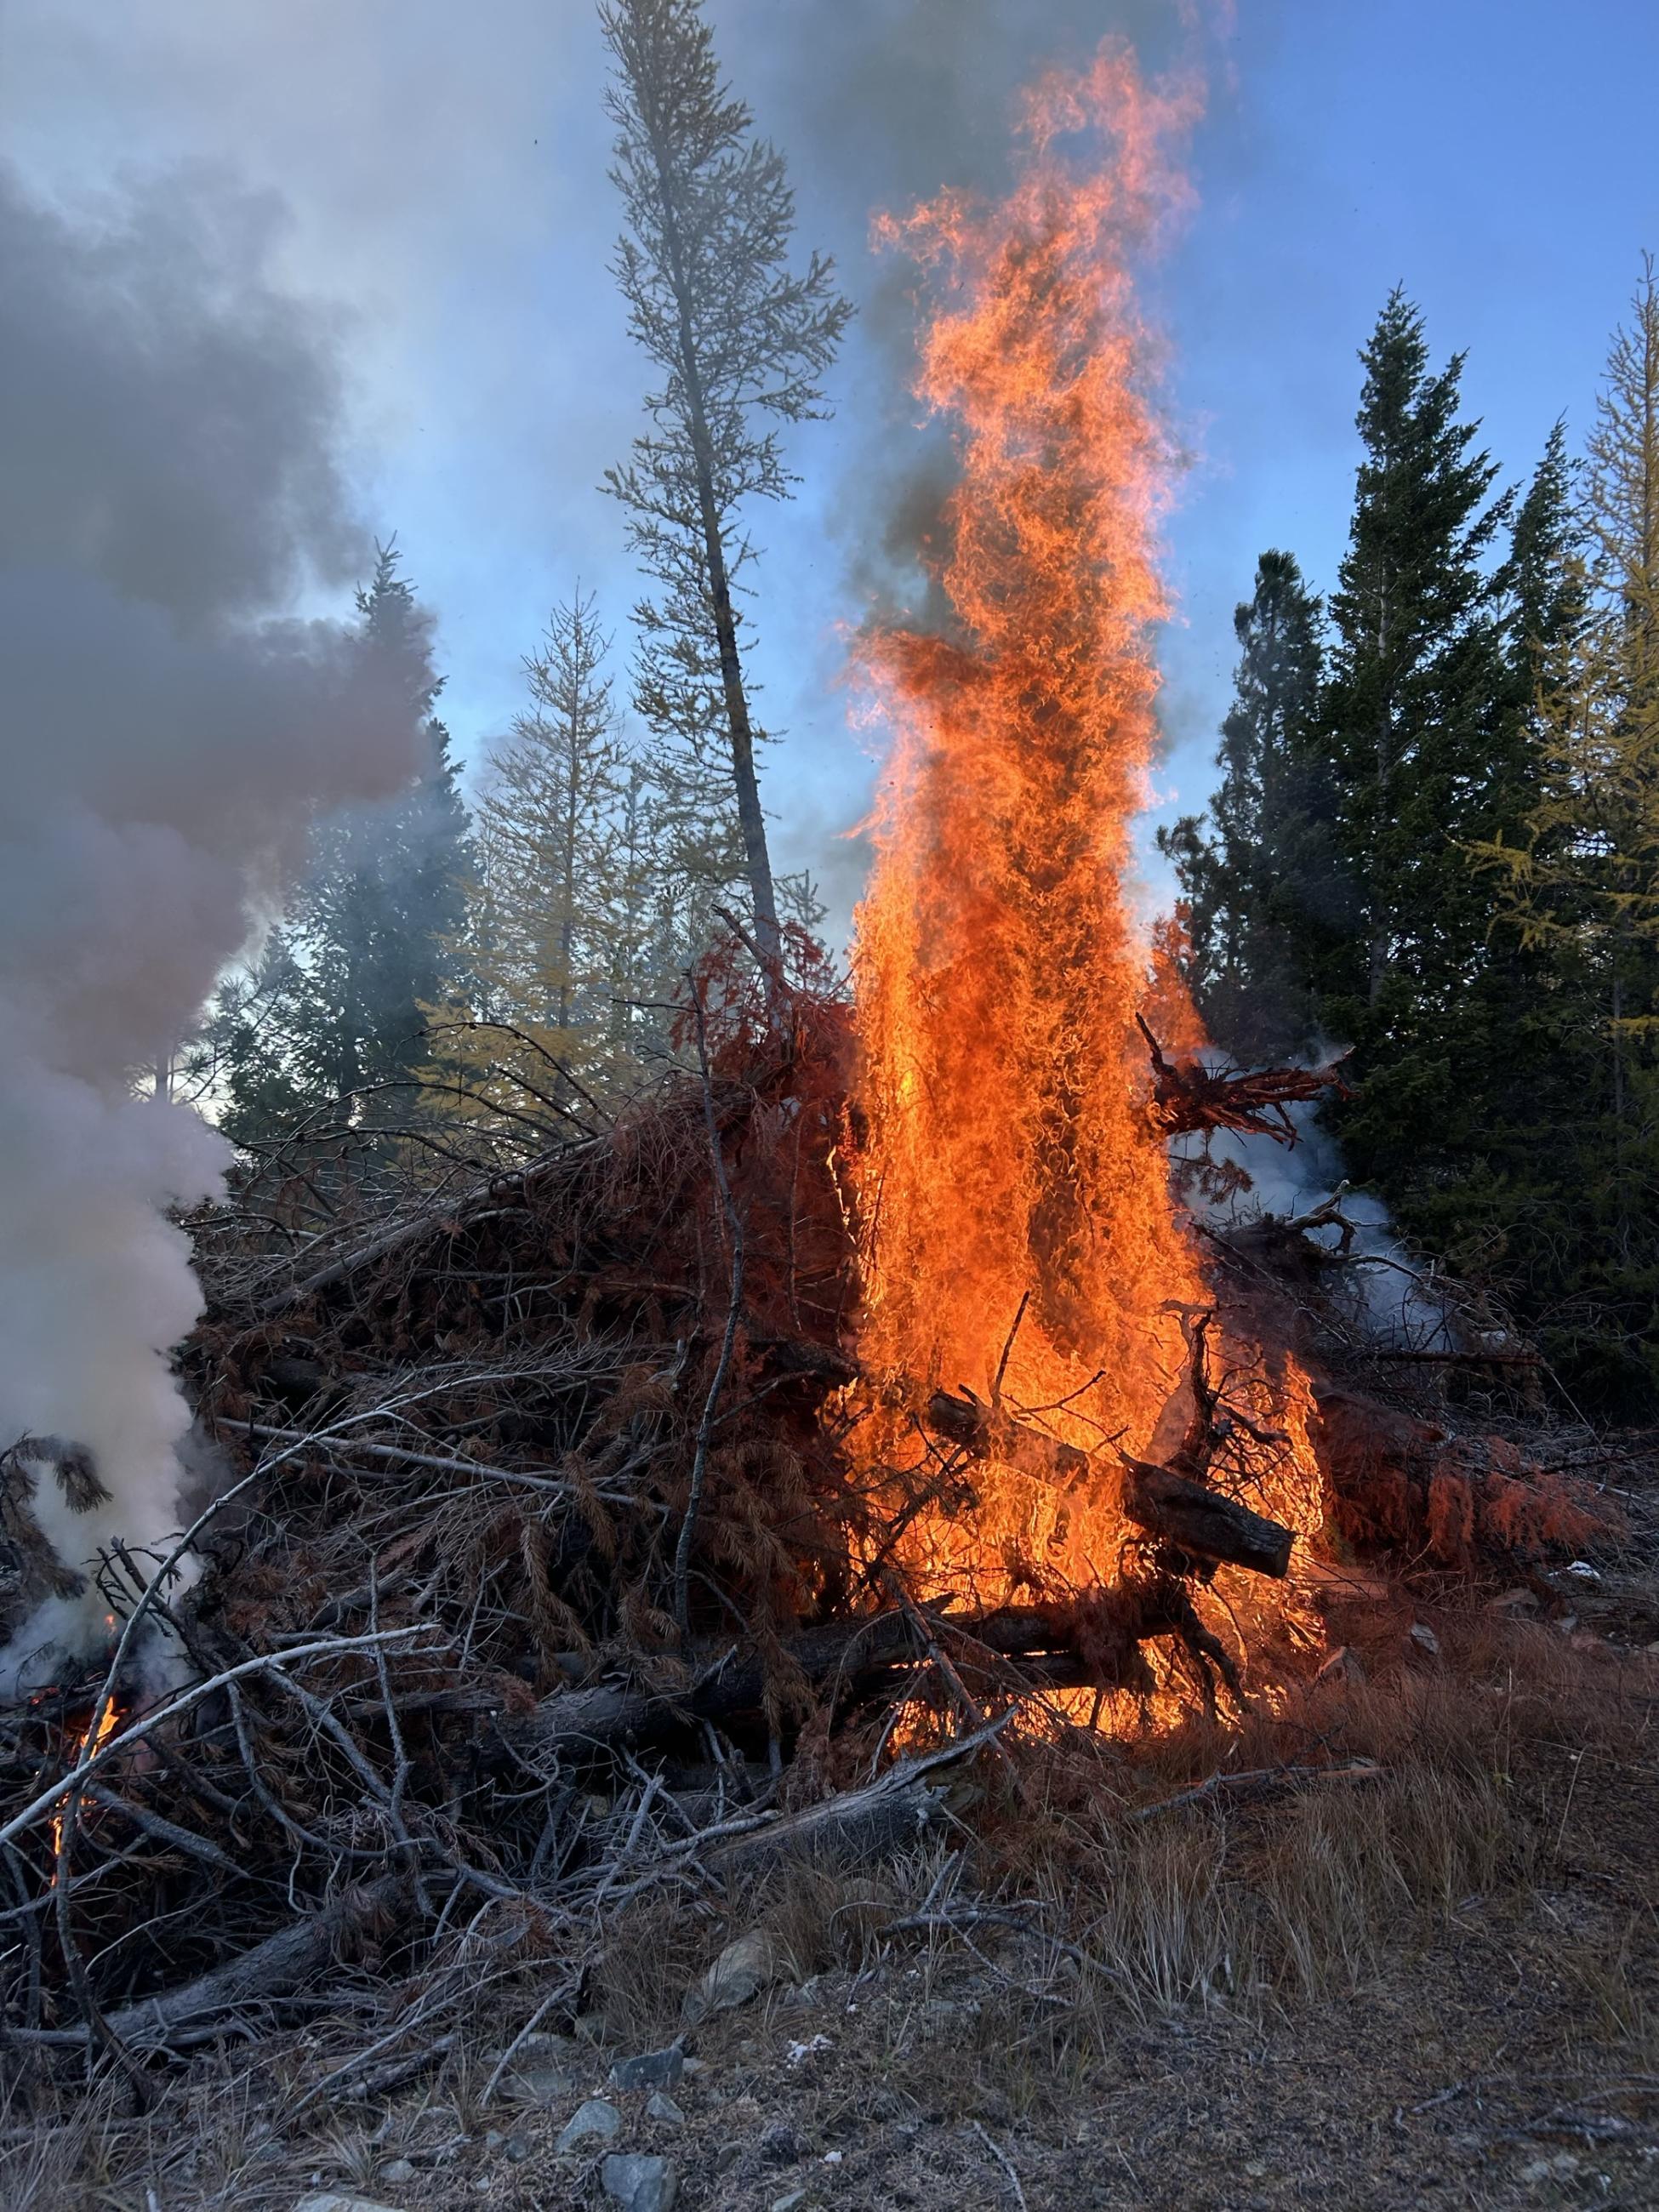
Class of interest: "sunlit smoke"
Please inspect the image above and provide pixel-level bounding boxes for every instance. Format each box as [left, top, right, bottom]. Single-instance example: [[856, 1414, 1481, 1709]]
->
[[0, 166, 430, 1695]]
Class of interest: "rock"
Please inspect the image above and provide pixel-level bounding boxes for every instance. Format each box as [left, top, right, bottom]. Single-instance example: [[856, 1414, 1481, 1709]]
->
[[1315, 1645, 1365, 1684], [610, 2044, 685, 2092], [1407, 1622, 1441, 1657], [295, 2198, 402, 2212], [681, 1928, 788, 2025], [715, 2141, 744, 2175], [772, 2193, 808, 2212], [1519, 2150, 1581, 2184], [599, 2152, 680, 2210], [501, 2061, 584, 2107], [646, 2091, 686, 2126], [379, 2162, 419, 2186], [1485, 1588, 1539, 1616], [504, 2137, 531, 2164], [1564, 1560, 1601, 1581], [759, 2119, 806, 2164], [556, 2097, 624, 2153]]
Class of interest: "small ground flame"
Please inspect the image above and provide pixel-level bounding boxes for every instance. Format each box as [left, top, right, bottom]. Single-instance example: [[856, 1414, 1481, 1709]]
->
[[48, 1696, 119, 1872]]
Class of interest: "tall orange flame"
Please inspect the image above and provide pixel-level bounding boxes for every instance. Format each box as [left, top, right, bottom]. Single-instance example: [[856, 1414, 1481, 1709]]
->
[[851, 46, 1211, 1594]]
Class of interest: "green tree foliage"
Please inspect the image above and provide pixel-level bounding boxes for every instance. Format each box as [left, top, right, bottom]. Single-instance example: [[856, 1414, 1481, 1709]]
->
[[1170, 281, 1659, 1408], [1322, 291, 1513, 1028], [599, 0, 852, 978], [1158, 551, 1341, 1060], [1471, 264, 1659, 1402], [202, 544, 472, 1147]]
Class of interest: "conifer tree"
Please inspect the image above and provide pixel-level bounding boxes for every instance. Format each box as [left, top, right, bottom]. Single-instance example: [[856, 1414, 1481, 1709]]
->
[[299, 544, 471, 1116], [202, 544, 471, 1143], [1159, 551, 1339, 1060], [1324, 291, 1513, 1032], [1472, 262, 1659, 1396], [476, 591, 630, 1045], [599, 0, 852, 983], [429, 593, 682, 1120]]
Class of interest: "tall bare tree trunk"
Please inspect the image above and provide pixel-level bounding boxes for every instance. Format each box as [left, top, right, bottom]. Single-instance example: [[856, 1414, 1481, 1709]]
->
[[642, 111, 784, 1001]]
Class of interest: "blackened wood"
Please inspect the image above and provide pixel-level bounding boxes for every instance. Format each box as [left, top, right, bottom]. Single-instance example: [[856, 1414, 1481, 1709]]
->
[[1118, 1457, 1294, 1578]]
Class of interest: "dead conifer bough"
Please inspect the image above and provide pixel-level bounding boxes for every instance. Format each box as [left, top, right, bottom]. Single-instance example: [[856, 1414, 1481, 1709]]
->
[[0, 986, 1611, 2094]]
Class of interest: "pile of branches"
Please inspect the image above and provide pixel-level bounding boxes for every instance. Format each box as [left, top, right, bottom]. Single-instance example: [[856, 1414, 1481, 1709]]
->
[[0, 980, 1606, 2088]]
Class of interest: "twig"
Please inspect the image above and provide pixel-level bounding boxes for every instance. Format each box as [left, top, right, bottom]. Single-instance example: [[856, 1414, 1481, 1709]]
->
[[241, 1421, 579, 1492], [970, 2118, 1029, 2211]]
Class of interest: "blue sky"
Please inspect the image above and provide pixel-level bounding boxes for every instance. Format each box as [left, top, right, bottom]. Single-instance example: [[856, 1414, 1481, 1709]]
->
[[4, 0, 1656, 941]]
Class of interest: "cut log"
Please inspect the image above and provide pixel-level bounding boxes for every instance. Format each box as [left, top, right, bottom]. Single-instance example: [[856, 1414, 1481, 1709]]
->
[[921, 1374, 1294, 1580], [1117, 1456, 1294, 1579], [499, 1590, 1206, 1768], [926, 1388, 1090, 1489]]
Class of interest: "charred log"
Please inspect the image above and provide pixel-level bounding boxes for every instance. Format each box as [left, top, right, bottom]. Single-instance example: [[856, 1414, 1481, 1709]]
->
[[1116, 1455, 1294, 1578], [925, 1388, 1091, 1488]]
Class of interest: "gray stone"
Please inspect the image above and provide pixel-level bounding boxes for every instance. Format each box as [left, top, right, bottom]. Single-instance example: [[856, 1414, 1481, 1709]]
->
[[1315, 1644, 1365, 1684], [295, 2198, 402, 2212], [556, 2097, 624, 2154], [681, 1928, 788, 2025], [610, 2044, 685, 2091], [504, 2137, 531, 2164], [645, 2091, 686, 2126], [715, 2141, 744, 2175], [600, 2152, 680, 2211], [771, 2194, 808, 2212], [500, 2061, 584, 2107], [379, 2163, 419, 2186], [1485, 1587, 1539, 1616], [1407, 1621, 1441, 1657]]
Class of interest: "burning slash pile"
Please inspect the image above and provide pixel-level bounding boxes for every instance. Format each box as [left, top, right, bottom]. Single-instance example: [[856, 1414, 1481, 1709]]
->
[[0, 44, 1614, 2106], [0, 970, 1608, 2085]]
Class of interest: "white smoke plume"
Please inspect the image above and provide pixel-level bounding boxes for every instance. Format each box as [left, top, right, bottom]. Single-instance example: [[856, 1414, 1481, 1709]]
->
[[1180, 1092, 1464, 1350], [0, 165, 430, 1695]]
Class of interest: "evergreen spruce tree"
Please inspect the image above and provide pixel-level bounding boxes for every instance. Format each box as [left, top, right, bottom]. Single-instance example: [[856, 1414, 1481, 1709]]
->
[[599, 0, 852, 985], [1158, 551, 1340, 1060], [203, 543, 471, 1147], [1300, 293, 1518, 1233], [1473, 263, 1659, 1403], [477, 591, 630, 1044], [430, 592, 686, 1120], [299, 544, 471, 1120]]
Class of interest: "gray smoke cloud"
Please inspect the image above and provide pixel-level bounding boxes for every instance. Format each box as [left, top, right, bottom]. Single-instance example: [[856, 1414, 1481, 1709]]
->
[[0, 165, 430, 1693]]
